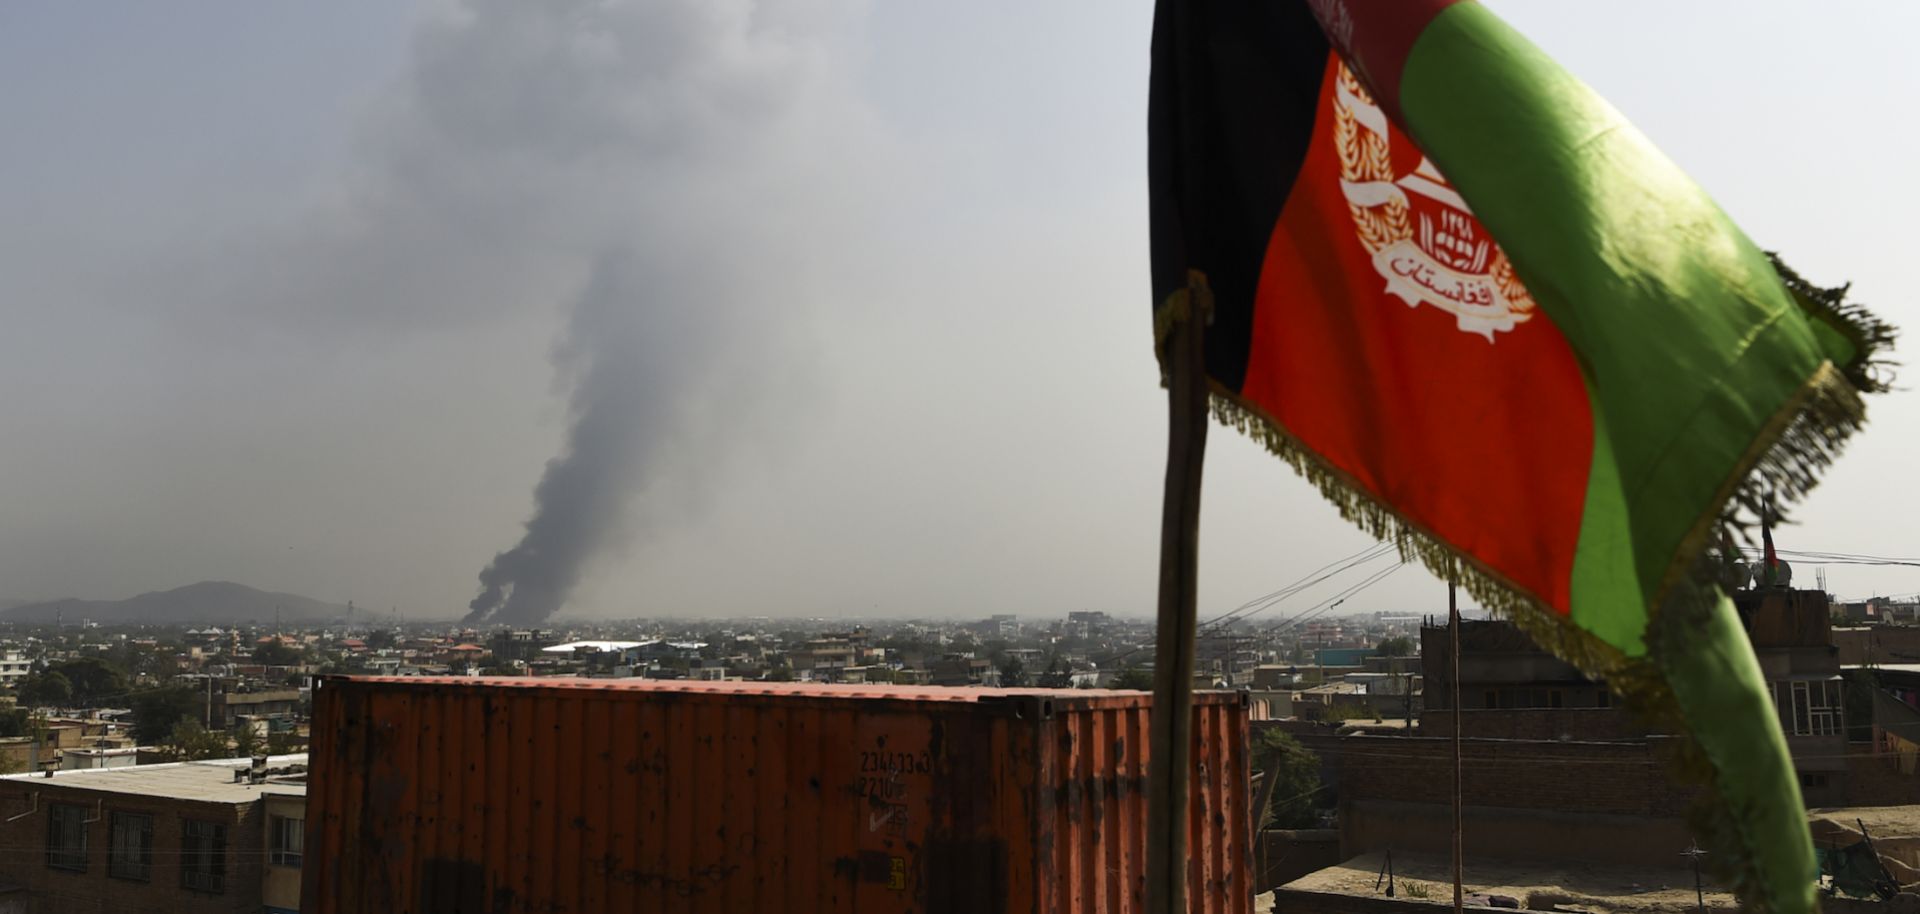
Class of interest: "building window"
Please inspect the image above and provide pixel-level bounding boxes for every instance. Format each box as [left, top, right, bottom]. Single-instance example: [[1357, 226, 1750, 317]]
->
[[108, 813, 152, 881], [46, 804, 88, 872], [271, 815, 303, 867], [1782, 680, 1844, 737], [181, 819, 226, 893]]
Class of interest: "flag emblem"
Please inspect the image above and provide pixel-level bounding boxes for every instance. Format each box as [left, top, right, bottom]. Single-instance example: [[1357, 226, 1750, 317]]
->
[[1333, 64, 1535, 340]]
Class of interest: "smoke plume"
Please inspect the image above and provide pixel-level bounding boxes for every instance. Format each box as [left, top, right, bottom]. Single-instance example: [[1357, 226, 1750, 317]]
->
[[435, 0, 870, 626]]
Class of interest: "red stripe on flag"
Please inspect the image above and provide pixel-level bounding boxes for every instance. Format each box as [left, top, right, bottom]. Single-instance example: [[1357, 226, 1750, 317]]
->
[[1236, 53, 1594, 614]]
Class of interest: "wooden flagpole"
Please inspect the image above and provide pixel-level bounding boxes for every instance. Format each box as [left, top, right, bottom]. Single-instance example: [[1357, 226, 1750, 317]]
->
[[1147, 277, 1209, 914], [1450, 582, 1464, 914]]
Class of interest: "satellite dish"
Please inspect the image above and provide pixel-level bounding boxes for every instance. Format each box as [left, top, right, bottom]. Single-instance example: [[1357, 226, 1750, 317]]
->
[[1775, 560, 1793, 587], [1730, 562, 1755, 590]]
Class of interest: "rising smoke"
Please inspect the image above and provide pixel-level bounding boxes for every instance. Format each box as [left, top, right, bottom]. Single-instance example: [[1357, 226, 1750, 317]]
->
[[427, 0, 873, 625]]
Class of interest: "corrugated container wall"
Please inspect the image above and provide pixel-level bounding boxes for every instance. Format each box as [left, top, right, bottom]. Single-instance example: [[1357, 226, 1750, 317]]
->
[[302, 677, 1251, 914]]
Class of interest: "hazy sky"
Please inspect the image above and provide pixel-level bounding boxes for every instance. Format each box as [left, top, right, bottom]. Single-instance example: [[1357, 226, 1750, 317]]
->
[[2, 2, 1914, 621]]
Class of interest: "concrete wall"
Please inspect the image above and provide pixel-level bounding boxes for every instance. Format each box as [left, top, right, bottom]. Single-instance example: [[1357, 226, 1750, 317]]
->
[[0, 740, 37, 774], [1272, 884, 1739, 914], [1833, 626, 1920, 666], [1341, 799, 1698, 868], [1738, 589, 1832, 649], [1418, 708, 1645, 742], [1845, 749, 1920, 807], [1330, 734, 1699, 817], [1256, 829, 1340, 893]]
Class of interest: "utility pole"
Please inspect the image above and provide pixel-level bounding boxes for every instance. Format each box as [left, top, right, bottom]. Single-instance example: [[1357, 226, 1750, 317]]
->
[[1403, 664, 1413, 733], [1682, 842, 1707, 913], [1450, 582, 1464, 914]]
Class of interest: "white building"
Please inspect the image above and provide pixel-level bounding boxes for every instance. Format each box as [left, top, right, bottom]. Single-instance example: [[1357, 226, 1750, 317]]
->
[[0, 652, 30, 686], [59, 747, 140, 770]]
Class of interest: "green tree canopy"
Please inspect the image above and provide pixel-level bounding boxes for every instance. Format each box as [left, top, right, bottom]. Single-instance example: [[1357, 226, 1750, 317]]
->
[[165, 719, 230, 762], [997, 655, 1027, 688], [1109, 668, 1154, 690], [1255, 728, 1323, 829], [232, 724, 260, 759], [1374, 636, 1415, 657], [131, 686, 203, 744], [253, 640, 301, 666], [45, 658, 129, 705], [17, 672, 73, 707], [1035, 656, 1075, 689], [0, 707, 33, 739]]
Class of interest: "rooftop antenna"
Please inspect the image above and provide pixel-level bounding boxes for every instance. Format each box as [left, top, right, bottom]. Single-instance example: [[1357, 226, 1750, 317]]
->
[[1681, 842, 1708, 914]]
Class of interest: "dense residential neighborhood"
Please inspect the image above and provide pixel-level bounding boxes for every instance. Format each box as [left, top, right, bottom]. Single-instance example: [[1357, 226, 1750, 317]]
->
[[0, 586, 1918, 910]]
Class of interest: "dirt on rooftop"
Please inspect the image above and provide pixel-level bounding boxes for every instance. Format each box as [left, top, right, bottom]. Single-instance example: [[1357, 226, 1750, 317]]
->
[[1266, 852, 1738, 914]]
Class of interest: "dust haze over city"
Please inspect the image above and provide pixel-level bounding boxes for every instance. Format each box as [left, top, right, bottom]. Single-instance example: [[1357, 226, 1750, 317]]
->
[[1, 1, 1915, 626]]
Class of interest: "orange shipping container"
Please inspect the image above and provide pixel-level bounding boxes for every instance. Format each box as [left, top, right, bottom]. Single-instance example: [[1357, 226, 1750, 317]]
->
[[302, 676, 1252, 914]]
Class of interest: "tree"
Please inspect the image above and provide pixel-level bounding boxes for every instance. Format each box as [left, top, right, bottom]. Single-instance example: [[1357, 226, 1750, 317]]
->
[[232, 724, 261, 759], [1109, 668, 1154, 691], [45, 658, 128, 705], [253, 640, 301, 667], [1374, 636, 1415, 657], [1255, 728, 1323, 829], [1035, 656, 1075, 689], [997, 655, 1027, 688], [17, 672, 72, 707], [266, 730, 298, 755], [131, 687, 203, 744], [164, 719, 230, 762], [365, 630, 397, 651]]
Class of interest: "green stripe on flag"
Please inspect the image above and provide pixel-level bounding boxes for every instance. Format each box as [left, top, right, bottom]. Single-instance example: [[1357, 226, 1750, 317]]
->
[[1377, 5, 1880, 912], [1398, 3, 1831, 620]]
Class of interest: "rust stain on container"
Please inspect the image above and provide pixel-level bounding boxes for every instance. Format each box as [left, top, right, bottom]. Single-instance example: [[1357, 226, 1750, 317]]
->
[[302, 676, 1252, 914]]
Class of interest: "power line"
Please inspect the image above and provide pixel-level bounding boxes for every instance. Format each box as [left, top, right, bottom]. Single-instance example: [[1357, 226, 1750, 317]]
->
[[1741, 547, 1920, 568], [1106, 543, 1400, 667], [1247, 562, 1407, 641], [1198, 543, 1396, 632]]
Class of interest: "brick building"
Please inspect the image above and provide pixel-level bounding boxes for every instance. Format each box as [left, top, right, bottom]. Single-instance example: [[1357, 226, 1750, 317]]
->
[[1419, 619, 1614, 715], [1257, 715, 1703, 870], [0, 755, 307, 914], [1420, 586, 1852, 803], [1733, 586, 1849, 804]]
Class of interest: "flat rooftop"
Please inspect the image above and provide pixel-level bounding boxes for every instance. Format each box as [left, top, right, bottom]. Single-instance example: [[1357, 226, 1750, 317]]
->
[[0, 754, 307, 804], [1270, 852, 1737, 914]]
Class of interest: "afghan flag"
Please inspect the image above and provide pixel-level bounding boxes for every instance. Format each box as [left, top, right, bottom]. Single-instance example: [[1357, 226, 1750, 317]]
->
[[1148, 2, 1893, 910]]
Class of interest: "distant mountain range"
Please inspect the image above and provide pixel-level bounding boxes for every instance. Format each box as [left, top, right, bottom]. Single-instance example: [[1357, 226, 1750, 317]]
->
[[0, 581, 354, 625]]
